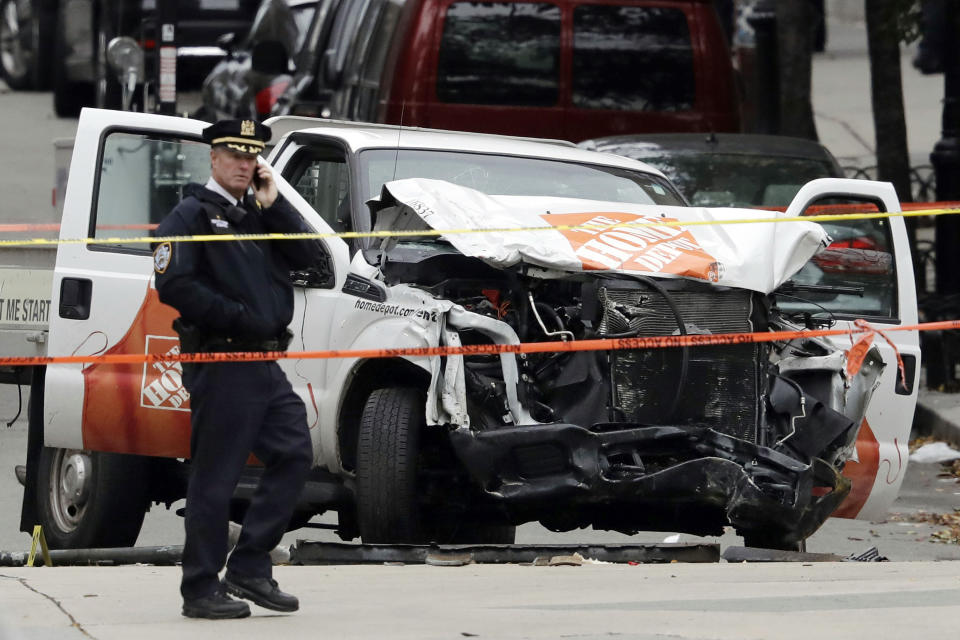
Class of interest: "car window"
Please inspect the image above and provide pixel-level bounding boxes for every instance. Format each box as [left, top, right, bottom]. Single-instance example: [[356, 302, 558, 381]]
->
[[777, 211, 897, 321], [292, 4, 318, 51], [324, 0, 372, 85], [339, 0, 404, 121], [572, 6, 694, 112], [436, 2, 561, 106], [291, 156, 351, 233], [625, 152, 838, 208], [92, 131, 211, 253], [352, 0, 405, 121], [359, 149, 684, 206]]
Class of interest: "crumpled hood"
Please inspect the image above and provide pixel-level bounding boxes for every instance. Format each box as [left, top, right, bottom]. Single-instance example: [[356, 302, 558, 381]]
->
[[370, 178, 829, 294]]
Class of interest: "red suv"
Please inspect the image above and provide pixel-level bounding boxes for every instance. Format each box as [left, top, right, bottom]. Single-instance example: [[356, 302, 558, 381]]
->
[[287, 0, 741, 140]]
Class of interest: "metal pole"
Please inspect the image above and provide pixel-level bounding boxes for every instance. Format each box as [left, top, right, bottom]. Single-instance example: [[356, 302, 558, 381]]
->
[[746, 0, 779, 134], [156, 0, 177, 115], [933, 1, 960, 293]]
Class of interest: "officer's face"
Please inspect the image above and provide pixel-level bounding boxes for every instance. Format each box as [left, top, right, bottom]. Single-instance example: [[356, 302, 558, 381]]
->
[[210, 147, 258, 199]]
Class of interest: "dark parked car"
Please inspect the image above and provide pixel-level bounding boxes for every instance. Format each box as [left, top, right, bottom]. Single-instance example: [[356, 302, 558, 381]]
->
[[0, 0, 54, 90], [270, 0, 741, 141], [198, 0, 337, 121], [50, 0, 260, 117], [579, 133, 844, 207]]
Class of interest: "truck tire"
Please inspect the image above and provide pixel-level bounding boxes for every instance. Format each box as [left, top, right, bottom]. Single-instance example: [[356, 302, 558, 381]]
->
[[0, 0, 54, 90], [52, 10, 92, 118], [356, 387, 515, 544], [356, 387, 426, 543], [36, 447, 148, 549]]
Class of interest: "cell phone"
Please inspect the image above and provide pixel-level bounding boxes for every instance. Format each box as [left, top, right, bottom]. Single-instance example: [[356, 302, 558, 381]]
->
[[252, 169, 263, 190]]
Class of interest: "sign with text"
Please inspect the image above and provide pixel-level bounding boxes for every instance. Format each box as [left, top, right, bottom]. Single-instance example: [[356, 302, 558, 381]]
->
[[0, 268, 53, 328]]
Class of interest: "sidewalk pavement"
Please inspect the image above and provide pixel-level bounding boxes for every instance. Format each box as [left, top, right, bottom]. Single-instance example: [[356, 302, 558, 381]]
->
[[813, 16, 944, 169], [3, 562, 960, 639]]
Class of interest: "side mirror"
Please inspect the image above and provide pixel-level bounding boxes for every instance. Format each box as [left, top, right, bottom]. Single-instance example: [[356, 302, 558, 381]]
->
[[811, 247, 893, 276], [289, 262, 334, 288]]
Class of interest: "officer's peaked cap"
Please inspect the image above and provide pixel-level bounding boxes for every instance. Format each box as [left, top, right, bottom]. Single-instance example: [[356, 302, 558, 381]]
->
[[202, 119, 272, 155]]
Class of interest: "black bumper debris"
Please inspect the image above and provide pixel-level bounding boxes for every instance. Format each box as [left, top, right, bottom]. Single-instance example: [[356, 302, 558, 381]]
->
[[449, 423, 851, 547]]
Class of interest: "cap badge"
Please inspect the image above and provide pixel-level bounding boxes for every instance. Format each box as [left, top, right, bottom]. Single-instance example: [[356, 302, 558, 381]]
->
[[241, 120, 256, 137]]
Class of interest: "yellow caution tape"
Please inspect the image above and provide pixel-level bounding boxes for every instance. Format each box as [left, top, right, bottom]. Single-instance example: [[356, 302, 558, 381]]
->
[[0, 206, 957, 249]]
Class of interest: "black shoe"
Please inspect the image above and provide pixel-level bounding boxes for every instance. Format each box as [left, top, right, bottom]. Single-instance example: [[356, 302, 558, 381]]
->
[[224, 572, 299, 612], [182, 589, 251, 619]]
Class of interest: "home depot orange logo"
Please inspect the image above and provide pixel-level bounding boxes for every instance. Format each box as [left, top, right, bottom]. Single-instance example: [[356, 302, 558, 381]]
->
[[543, 212, 718, 281], [141, 335, 190, 411]]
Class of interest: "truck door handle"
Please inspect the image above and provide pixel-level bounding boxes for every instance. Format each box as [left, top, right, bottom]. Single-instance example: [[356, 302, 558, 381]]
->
[[59, 278, 92, 320], [895, 354, 916, 396]]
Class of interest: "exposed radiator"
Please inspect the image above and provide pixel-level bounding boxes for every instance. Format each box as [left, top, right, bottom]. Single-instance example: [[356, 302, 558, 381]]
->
[[599, 284, 762, 442]]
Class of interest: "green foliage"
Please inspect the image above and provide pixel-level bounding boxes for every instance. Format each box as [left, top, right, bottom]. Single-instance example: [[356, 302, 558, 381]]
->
[[885, 0, 924, 44]]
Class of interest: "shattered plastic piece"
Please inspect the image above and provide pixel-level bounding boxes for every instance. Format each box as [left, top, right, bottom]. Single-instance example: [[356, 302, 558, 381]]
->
[[425, 552, 473, 567], [909, 442, 960, 464], [547, 553, 584, 566], [844, 546, 888, 562]]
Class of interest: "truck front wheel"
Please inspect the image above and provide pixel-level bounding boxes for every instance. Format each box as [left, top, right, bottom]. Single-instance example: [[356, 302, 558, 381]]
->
[[36, 447, 148, 549], [356, 387, 515, 544], [356, 387, 428, 543]]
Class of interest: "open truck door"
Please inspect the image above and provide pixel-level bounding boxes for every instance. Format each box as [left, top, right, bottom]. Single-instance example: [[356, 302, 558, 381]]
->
[[31, 108, 348, 548], [778, 178, 920, 521]]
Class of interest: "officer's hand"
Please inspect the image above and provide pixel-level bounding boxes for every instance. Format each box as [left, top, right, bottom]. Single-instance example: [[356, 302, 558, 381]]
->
[[252, 163, 278, 208]]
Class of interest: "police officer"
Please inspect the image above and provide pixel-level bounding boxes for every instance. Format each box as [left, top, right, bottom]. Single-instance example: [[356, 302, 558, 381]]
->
[[152, 119, 326, 619]]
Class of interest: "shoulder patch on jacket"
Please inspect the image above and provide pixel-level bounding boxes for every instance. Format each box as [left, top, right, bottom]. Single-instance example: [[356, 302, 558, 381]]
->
[[153, 242, 172, 273]]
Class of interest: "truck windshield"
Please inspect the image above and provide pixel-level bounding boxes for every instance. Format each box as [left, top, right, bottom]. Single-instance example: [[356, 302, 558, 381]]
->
[[358, 149, 685, 207]]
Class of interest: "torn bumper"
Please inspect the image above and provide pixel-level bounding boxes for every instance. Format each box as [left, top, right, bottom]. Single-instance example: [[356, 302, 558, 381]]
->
[[449, 423, 851, 546]]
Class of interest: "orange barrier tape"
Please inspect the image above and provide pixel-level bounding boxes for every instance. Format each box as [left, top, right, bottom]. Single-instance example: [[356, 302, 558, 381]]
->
[[2, 318, 948, 368]]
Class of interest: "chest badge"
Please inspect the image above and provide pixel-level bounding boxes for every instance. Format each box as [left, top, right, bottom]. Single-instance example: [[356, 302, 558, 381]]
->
[[153, 242, 172, 274]]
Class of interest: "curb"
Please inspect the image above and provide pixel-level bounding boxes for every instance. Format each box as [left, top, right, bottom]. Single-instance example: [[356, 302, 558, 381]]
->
[[912, 390, 960, 448]]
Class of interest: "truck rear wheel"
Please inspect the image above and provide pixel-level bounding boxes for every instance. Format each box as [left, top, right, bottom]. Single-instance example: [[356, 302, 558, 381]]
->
[[36, 447, 148, 549]]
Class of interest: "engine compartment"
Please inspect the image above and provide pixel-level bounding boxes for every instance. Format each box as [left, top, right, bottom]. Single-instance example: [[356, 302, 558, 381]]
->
[[380, 243, 863, 463]]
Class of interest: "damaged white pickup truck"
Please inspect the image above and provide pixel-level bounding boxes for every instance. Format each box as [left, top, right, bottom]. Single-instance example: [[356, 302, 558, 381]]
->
[[15, 110, 918, 551]]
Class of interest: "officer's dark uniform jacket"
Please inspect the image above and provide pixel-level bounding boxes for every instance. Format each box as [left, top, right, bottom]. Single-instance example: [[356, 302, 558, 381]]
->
[[154, 182, 325, 346]]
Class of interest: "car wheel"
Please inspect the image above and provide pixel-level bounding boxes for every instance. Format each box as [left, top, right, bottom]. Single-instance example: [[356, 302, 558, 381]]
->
[[36, 447, 148, 549], [52, 11, 92, 118], [357, 386, 513, 544], [0, 0, 53, 90], [356, 387, 429, 543]]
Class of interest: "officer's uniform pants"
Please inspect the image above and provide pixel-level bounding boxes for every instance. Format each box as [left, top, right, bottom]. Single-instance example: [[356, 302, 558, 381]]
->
[[179, 360, 312, 600]]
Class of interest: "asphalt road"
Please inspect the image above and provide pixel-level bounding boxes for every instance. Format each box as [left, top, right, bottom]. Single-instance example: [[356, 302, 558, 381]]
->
[[0, 79, 959, 562]]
